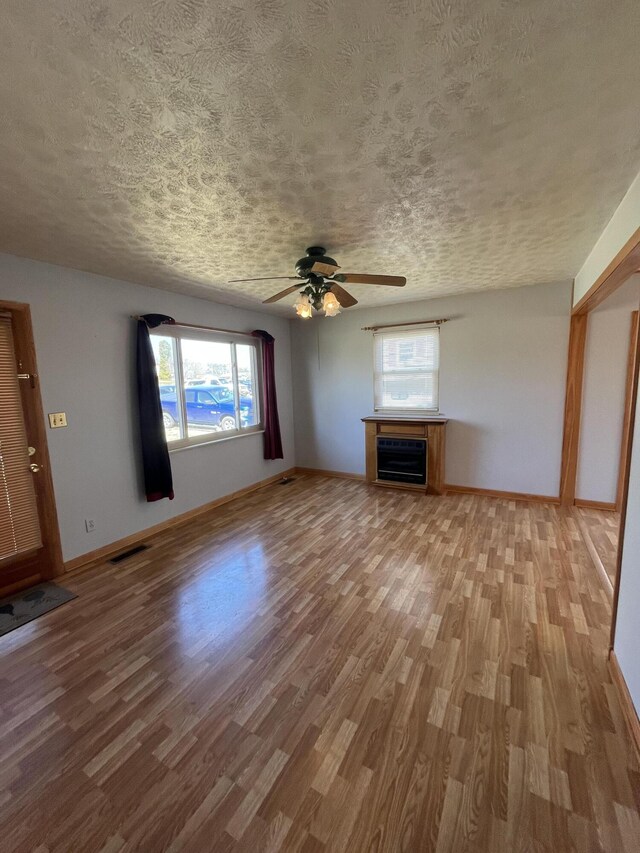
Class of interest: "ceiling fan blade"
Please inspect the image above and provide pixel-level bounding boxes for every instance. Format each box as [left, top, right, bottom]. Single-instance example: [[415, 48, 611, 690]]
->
[[229, 276, 299, 283], [262, 284, 302, 304], [330, 283, 358, 308], [337, 274, 406, 286], [311, 261, 341, 276]]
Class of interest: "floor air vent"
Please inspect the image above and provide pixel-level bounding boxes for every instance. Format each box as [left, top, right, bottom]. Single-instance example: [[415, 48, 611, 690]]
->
[[109, 544, 149, 564]]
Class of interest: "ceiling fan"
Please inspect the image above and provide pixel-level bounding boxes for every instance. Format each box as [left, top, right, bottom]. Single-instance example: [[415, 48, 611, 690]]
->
[[229, 246, 406, 318]]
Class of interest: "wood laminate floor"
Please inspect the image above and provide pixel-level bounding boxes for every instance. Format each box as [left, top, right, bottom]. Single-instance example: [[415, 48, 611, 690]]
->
[[578, 509, 620, 587], [0, 476, 638, 852]]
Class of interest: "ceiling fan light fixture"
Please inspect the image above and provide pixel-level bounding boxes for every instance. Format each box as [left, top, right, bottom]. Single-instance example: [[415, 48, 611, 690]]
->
[[251, 246, 406, 308], [322, 291, 341, 317], [294, 292, 313, 319]]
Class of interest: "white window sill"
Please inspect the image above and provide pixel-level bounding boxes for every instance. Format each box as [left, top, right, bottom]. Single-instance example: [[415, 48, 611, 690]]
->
[[374, 410, 441, 416], [168, 427, 264, 453]]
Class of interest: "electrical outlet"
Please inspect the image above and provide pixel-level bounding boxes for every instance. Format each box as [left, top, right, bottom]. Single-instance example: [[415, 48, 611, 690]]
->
[[48, 412, 68, 428], [85, 518, 96, 533]]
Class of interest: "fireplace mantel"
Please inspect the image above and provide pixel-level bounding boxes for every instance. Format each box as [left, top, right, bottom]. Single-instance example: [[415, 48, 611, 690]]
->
[[361, 415, 448, 495]]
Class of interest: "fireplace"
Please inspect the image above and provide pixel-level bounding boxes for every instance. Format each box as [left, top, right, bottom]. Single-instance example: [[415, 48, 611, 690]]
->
[[376, 437, 427, 485], [362, 416, 447, 495]]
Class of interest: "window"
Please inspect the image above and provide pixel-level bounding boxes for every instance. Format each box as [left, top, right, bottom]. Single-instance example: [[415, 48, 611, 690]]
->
[[373, 326, 439, 412], [150, 328, 262, 449]]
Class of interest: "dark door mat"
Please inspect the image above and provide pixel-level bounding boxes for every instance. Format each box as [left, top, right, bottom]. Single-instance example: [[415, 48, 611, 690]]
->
[[0, 582, 77, 637]]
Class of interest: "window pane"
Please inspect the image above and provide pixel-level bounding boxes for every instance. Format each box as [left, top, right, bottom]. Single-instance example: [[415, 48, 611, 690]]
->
[[374, 328, 439, 411], [215, 387, 233, 403], [375, 371, 437, 410], [151, 335, 184, 442], [236, 344, 259, 428], [181, 339, 237, 436]]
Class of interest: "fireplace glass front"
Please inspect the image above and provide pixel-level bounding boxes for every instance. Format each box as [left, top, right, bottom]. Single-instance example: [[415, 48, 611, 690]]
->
[[376, 437, 427, 485]]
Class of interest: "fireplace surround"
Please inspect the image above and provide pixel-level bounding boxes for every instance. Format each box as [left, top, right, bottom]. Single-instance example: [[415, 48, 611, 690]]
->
[[362, 416, 448, 494]]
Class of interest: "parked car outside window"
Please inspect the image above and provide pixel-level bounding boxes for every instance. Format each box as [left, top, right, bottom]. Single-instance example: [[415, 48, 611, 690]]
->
[[161, 384, 252, 433]]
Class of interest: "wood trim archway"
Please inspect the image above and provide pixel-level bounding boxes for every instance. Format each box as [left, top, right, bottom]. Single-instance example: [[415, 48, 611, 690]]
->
[[610, 314, 640, 650], [559, 313, 588, 506], [617, 311, 640, 509], [557, 224, 640, 669], [559, 227, 640, 507], [572, 225, 640, 316]]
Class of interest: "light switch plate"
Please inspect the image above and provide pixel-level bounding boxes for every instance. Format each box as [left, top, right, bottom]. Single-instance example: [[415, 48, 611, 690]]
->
[[48, 412, 67, 428]]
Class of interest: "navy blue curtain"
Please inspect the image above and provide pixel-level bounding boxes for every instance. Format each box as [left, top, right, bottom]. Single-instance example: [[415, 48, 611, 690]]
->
[[252, 330, 283, 460], [136, 314, 175, 501]]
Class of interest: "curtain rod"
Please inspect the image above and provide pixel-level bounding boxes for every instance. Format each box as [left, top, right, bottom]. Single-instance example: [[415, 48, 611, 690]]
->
[[361, 318, 449, 332], [131, 316, 255, 338]]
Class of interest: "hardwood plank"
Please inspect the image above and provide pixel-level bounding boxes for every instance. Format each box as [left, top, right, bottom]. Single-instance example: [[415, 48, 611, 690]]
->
[[609, 651, 640, 763], [0, 476, 637, 851], [578, 508, 620, 590]]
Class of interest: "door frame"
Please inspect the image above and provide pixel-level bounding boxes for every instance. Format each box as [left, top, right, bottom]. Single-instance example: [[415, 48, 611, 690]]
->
[[558, 227, 640, 652], [560, 226, 640, 507], [616, 311, 640, 510], [0, 299, 63, 595], [610, 312, 640, 648]]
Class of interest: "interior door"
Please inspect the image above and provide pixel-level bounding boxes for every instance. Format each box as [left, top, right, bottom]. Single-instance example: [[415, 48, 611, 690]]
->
[[0, 301, 63, 596]]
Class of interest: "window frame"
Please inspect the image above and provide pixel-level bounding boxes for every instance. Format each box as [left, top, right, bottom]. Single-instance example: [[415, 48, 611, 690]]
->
[[150, 326, 263, 451], [373, 326, 440, 414]]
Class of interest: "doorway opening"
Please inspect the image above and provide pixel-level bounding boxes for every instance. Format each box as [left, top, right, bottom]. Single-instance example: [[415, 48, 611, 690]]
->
[[573, 279, 640, 597]]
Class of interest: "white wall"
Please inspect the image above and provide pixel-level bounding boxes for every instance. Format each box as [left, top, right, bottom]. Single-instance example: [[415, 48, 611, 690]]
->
[[291, 280, 572, 496], [574, 169, 640, 306], [576, 276, 640, 503], [615, 372, 640, 717], [0, 253, 295, 562]]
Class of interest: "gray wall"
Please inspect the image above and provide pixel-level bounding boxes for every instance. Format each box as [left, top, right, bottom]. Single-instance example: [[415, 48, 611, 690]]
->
[[576, 275, 640, 503], [291, 280, 572, 496], [0, 253, 295, 562]]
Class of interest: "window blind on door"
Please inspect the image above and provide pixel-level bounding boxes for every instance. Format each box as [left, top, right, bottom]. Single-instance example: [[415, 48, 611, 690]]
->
[[374, 326, 440, 411], [0, 314, 42, 560]]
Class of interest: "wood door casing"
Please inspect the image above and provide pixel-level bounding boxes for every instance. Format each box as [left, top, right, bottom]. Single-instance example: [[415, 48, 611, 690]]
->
[[559, 312, 588, 506], [0, 300, 63, 596], [616, 310, 640, 510], [610, 308, 640, 650]]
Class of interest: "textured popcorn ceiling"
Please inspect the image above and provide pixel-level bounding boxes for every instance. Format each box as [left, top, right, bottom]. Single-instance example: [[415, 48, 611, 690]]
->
[[1, 0, 640, 313]]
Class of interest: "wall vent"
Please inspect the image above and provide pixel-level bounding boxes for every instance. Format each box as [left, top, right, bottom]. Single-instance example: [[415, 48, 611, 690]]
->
[[109, 544, 149, 564]]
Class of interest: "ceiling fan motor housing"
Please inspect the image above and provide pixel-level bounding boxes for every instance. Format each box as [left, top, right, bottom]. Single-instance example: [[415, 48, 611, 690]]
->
[[295, 246, 338, 278]]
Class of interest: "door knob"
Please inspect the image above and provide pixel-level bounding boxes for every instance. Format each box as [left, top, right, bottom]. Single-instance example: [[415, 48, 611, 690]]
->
[[29, 463, 41, 473]]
